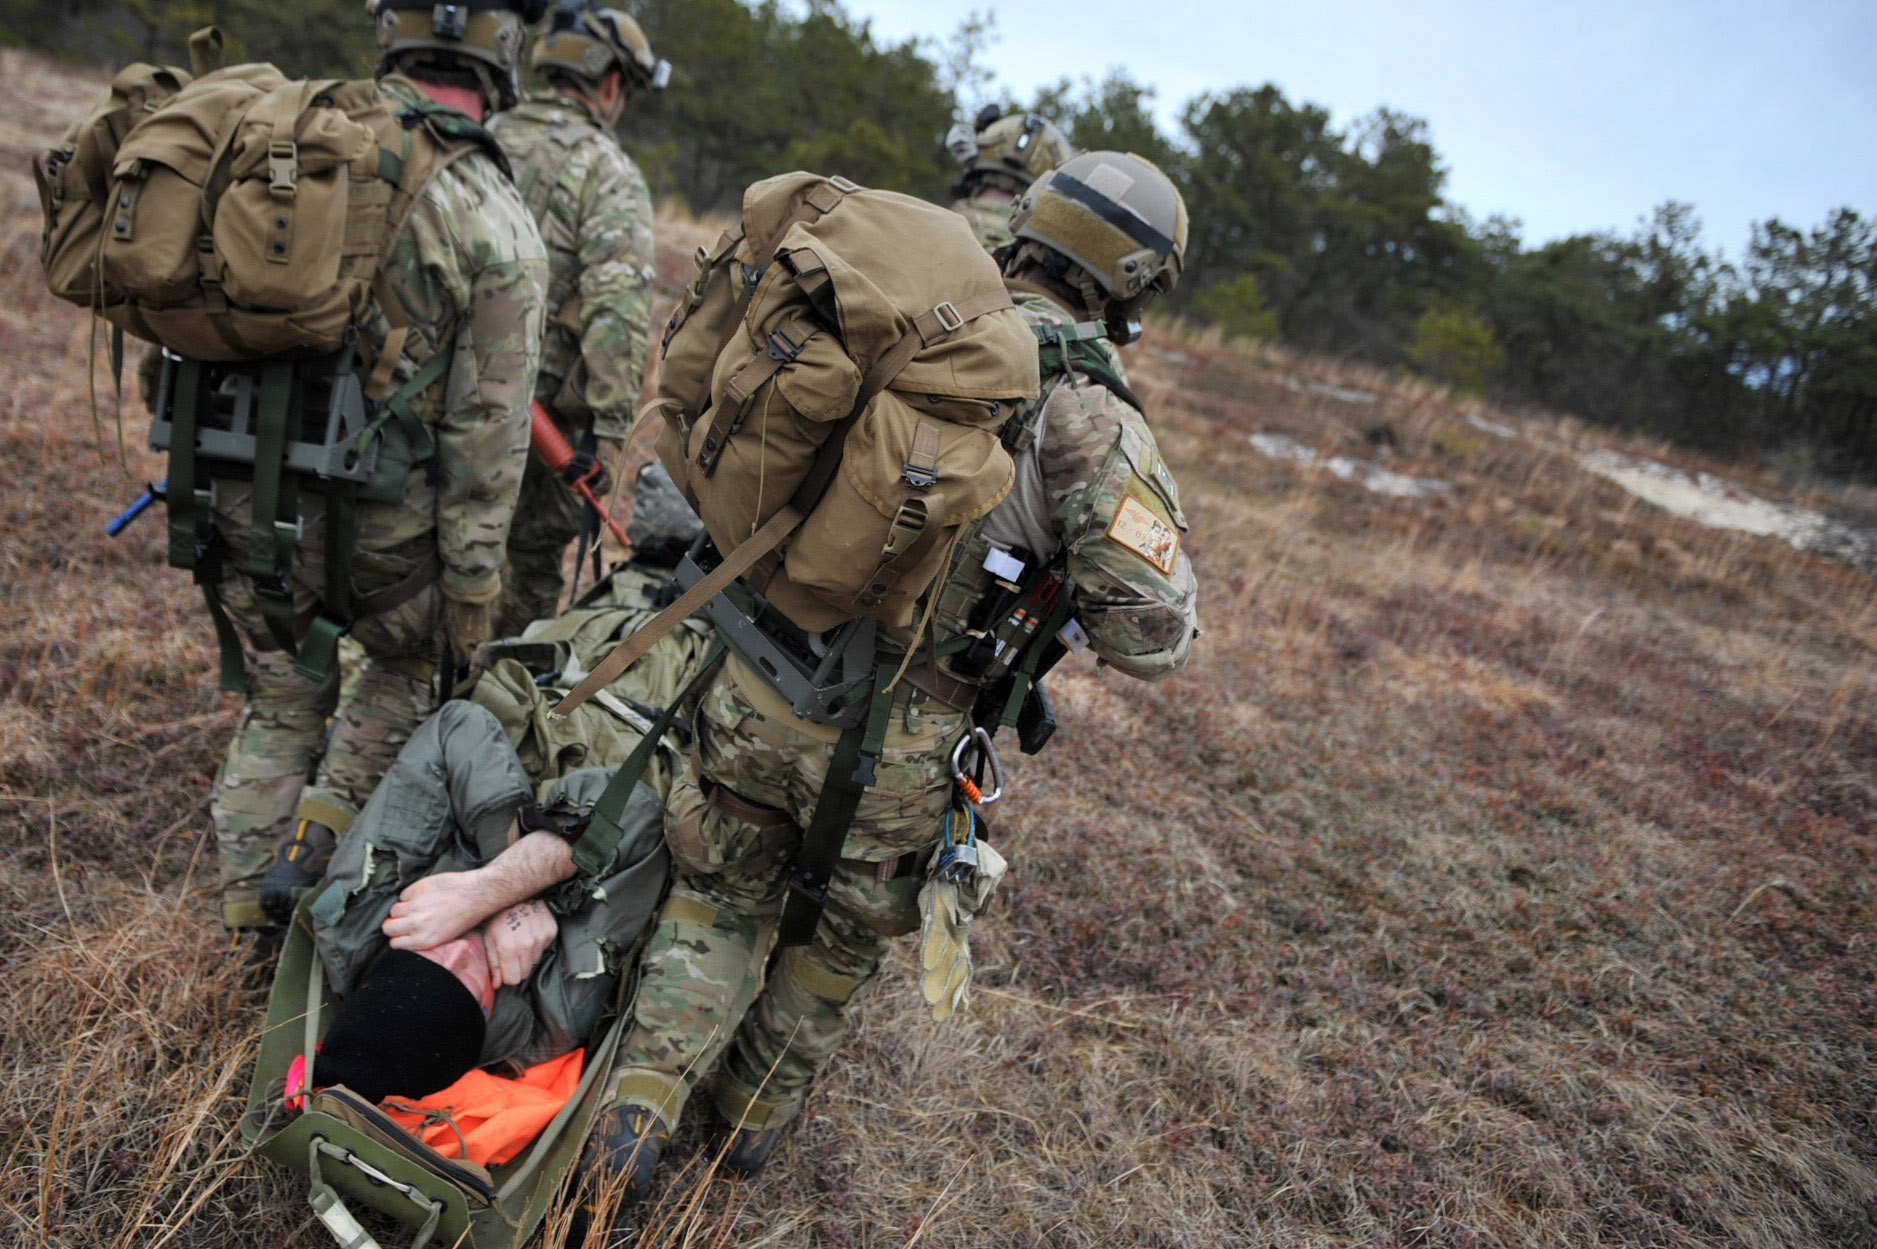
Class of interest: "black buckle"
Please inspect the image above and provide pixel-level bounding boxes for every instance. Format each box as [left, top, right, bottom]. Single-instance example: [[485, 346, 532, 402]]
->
[[900, 463, 939, 489], [850, 751, 878, 788], [789, 865, 830, 906], [252, 572, 293, 604], [766, 325, 809, 363]]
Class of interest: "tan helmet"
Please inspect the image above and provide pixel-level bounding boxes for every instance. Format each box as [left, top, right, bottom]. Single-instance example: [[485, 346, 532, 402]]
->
[[531, 0, 670, 92], [368, 0, 547, 109], [948, 106, 1075, 199], [1006, 150, 1188, 324]]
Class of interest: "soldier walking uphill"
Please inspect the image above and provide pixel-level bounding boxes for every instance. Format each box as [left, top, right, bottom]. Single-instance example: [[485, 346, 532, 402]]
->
[[575, 152, 1199, 1232], [489, 1, 667, 637], [946, 105, 1075, 252], [228, 0, 549, 945]]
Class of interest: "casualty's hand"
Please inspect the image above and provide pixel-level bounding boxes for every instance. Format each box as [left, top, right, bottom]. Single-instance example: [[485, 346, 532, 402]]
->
[[481, 900, 557, 988], [383, 869, 501, 952]]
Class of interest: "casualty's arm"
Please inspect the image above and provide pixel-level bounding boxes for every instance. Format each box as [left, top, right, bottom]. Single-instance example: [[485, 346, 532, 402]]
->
[[383, 830, 577, 951]]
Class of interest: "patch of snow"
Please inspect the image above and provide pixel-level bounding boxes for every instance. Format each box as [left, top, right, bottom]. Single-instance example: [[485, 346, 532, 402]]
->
[[1249, 432, 1454, 499], [1465, 414, 1521, 439], [1581, 449, 1877, 572], [1281, 376, 1379, 404], [1146, 347, 1199, 367]]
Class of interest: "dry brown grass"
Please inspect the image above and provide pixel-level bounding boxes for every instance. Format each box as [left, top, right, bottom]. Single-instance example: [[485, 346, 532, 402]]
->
[[2, 51, 1873, 1249]]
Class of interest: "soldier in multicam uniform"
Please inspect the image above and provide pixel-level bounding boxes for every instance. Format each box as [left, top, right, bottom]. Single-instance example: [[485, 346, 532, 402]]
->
[[488, 1, 667, 637], [945, 105, 1076, 252], [571, 151, 1198, 1233], [235, 0, 548, 947]]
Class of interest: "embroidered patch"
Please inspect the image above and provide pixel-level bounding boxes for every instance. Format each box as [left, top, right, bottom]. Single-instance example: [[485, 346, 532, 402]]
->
[[1106, 492, 1180, 574]]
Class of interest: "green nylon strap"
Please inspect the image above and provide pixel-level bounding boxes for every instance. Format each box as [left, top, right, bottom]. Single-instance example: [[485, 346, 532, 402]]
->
[[361, 346, 448, 464], [776, 659, 899, 948], [248, 360, 301, 656], [198, 553, 249, 694], [569, 640, 727, 880], [165, 358, 202, 572], [1000, 581, 1076, 729], [376, 146, 404, 185], [294, 471, 358, 682]]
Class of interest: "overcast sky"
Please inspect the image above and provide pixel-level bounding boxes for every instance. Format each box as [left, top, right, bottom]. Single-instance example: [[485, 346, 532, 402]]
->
[[844, 0, 1877, 259]]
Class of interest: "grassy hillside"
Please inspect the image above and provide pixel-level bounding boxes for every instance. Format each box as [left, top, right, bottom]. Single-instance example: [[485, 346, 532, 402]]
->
[[1, 52, 1872, 1248]]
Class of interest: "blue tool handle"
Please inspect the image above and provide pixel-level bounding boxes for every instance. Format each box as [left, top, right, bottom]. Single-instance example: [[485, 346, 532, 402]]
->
[[106, 479, 166, 537]]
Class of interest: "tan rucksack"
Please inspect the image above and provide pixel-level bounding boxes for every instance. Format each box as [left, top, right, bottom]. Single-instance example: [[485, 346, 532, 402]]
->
[[33, 56, 193, 306], [650, 172, 1041, 633], [38, 28, 497, 370]]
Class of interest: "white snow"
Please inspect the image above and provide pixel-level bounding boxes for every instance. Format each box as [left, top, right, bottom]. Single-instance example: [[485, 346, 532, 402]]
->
[[1249, 433, 1455, 499]]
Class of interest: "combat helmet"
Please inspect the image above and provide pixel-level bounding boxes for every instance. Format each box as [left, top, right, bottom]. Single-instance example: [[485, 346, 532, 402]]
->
[[1006, 150, 1188, 338], [532, 0, 671, 92], [947, 106, 1075, 199], [369, 0, 551, 110]]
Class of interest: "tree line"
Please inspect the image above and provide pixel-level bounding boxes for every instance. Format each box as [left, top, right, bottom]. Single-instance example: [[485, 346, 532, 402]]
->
[[7, 0, 1871, 477]]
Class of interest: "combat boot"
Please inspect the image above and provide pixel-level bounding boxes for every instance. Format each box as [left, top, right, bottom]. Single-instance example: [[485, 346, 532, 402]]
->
[[705, 1105, 788, 1178], [567, 1104, 666, 1245], [257, 818, 338, 926]]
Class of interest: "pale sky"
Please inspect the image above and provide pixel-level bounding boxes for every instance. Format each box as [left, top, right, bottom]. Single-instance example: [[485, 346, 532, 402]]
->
[[844, 0, 1877, 259]]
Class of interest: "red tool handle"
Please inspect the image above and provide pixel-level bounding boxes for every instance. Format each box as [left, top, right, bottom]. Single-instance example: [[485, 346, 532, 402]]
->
[[530, 402, 632, 549]]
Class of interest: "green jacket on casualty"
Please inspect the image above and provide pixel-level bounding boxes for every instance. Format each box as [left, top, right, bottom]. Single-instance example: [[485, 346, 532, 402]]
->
[[339, 75, 548, 602], [490, 93, 657, 443]]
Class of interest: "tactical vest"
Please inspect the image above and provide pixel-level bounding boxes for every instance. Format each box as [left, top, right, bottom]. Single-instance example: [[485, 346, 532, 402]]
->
[[37, 30, 512, 690]]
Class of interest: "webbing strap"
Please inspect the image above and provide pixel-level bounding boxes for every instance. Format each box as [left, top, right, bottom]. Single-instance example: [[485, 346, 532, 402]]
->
[[198, 552, 249, 694], [249, 361, 301, 657], [165, 358, 202, 573], [551, 506, 802, 718], [777, 659, 897, 947], [1000, 578, 1075, 728], [695, 313, 819, 478], [567, 640, 726, 879]]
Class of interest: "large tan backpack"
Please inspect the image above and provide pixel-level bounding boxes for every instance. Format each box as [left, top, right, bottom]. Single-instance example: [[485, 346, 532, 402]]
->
[[649, 172, 1041, 633], [33, 56, 193, 306], [37, 28, 498, 370]]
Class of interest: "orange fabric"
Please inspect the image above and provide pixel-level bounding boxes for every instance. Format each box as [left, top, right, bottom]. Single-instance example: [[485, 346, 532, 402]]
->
[[383, 1049, 584, 1167]]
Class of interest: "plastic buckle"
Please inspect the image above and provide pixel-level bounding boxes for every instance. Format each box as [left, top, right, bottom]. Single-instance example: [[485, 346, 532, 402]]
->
[[253, 572, 293, 604], [850, 751, 878, 788], [900, 462, 939, 490], [274, 516, 305, 545], [827, 175, 862, 193], [267, 141, 297, 199], [766, 325, 809, 364], [932, 301, 964, 334]]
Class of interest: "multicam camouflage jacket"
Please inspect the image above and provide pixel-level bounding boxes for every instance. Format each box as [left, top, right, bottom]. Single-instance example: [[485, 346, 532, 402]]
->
[[950, 193, 1016, 254], [892, 286, 1199, 681], [490, 93, 657, 443], [334, 75, 547, 602]]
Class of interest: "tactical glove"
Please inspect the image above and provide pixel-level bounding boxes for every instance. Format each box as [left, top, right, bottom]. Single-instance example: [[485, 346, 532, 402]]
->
[[917, 840, 1007, 1022], [442, 587, 499, 658]]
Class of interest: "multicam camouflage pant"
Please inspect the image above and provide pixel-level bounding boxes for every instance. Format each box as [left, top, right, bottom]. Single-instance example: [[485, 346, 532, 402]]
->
[[494, 436, 624, 640], [607, 657, 966, 1133], [209, 567, 441, 930]]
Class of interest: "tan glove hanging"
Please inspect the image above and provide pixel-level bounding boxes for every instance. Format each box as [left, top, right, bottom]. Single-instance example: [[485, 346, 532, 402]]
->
[[917, 839, 1007, 1022], [442, 587, 499, 657]]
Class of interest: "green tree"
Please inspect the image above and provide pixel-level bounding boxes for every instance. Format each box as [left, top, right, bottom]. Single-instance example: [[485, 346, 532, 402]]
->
[[1194, 274, 1279, 342], [1405, 306, 1502, 394]]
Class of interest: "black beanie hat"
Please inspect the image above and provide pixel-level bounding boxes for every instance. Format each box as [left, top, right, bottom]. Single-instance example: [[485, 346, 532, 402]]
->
[[316, 948, 487, 1104]]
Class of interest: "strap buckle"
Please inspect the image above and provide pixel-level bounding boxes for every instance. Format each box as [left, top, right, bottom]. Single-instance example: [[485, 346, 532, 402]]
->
[[900, 463, 939, 490], [931, 301, 965, 334], [252, 571, 294, 605], [267, 140, 297, 199], [766, 324, 810, 363]]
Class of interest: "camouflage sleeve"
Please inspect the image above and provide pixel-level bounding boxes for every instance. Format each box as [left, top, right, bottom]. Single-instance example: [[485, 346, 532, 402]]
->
[[572, 147, 656, 441], [410, 157, 548, 600], [1039, 382, 1199, 680]]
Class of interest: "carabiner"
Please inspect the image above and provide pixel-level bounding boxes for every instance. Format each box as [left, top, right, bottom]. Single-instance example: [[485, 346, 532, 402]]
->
[[949, 726, 1005, 806]]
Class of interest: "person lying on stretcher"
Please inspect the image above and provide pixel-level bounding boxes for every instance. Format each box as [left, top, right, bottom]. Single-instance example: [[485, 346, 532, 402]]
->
[[290, 699, 670, 1109]]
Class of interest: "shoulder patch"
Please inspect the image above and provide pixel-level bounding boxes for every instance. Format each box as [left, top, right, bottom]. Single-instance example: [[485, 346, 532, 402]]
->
[[1107, 489, 1181, 575], [1116, 420, 1186, 526]]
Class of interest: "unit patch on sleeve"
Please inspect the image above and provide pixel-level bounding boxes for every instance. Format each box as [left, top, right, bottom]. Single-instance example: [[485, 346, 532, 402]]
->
[[1106, 491, 1181, 574]]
